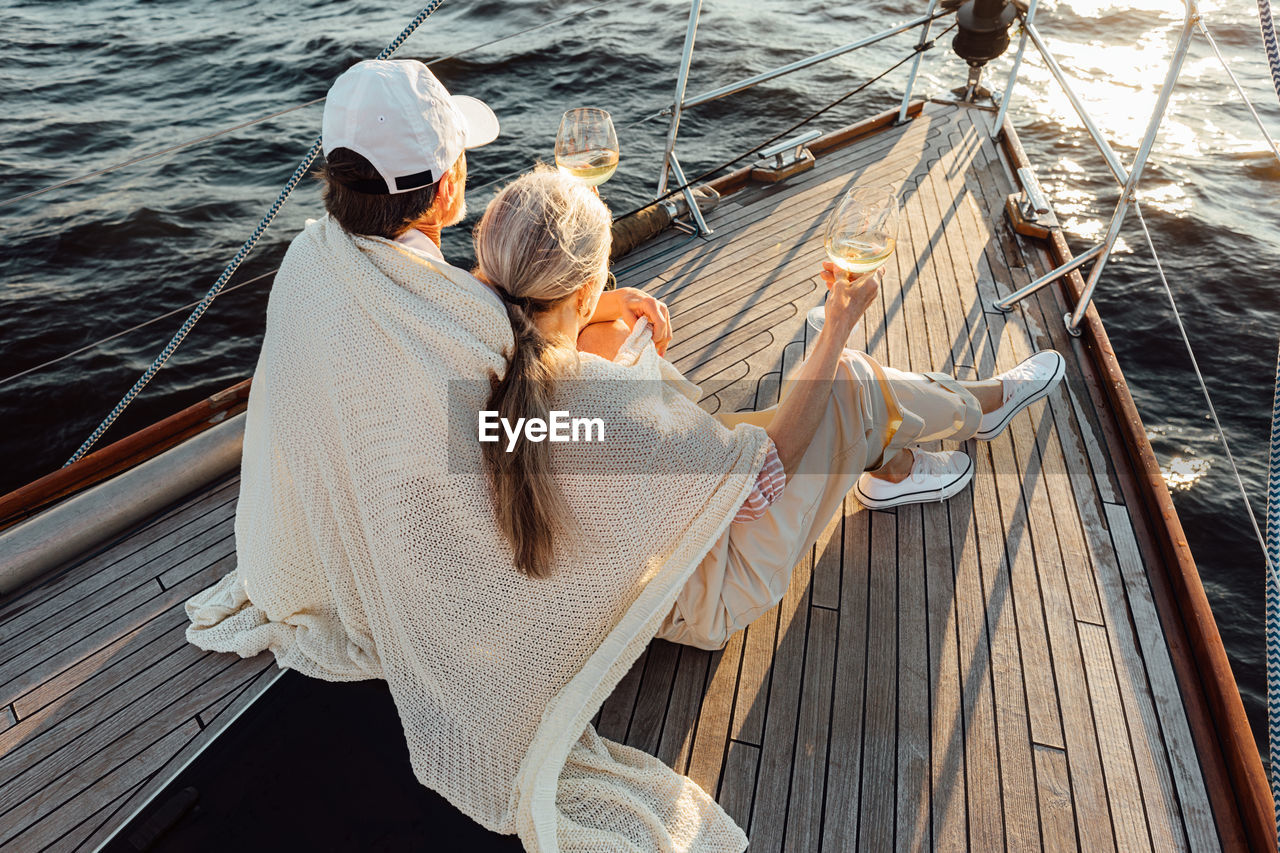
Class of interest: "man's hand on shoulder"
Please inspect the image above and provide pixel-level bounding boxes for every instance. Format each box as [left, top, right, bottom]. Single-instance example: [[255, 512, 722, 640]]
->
[[591, 287, 672, 356]]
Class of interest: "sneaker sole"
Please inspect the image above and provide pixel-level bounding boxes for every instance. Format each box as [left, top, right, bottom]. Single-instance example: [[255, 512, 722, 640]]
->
[[854, 454, 974, 510], [974, 352, 1066, 441]]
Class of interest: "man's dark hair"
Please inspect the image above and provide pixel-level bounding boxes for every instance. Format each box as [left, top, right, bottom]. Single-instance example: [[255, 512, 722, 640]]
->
[[318, 147, 440, 238]]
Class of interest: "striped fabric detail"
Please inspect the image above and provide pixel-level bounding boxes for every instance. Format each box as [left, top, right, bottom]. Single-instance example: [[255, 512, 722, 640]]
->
[[734, 439, 787, 523]]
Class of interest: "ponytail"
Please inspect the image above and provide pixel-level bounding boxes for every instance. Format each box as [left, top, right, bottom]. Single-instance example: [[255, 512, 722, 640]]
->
[[473, 166, 612, 578], [481, 295, 571, 578]]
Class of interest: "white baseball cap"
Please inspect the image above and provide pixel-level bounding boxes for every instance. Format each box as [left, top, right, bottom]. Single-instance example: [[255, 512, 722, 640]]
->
[[322, 59, 499, 195]]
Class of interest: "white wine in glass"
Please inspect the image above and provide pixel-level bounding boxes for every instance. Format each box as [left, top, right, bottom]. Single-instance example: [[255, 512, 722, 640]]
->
[[555, 108, 619, 187], [807, 184, 901, 343]]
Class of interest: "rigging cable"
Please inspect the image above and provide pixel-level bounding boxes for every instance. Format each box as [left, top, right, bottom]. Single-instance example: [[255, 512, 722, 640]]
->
[[610, 19, 958, 224], [63, 2, 447, 466]]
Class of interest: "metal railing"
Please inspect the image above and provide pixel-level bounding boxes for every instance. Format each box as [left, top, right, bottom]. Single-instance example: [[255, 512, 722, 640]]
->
[[654, 2, 950, 237], [653, 0, 1213, 337], [989, 0, 1202, 335]]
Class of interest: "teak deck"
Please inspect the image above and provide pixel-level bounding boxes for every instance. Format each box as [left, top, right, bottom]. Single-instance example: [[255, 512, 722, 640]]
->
[[0, 100, 1224, 851]]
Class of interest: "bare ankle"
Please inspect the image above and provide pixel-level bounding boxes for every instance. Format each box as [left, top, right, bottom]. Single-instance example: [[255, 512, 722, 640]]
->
[[869, 447, 913, 483], [962, 378, 1004, 414]]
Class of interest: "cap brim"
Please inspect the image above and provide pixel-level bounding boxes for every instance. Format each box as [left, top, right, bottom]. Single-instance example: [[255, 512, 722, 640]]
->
[[452, 95, 499, 149]]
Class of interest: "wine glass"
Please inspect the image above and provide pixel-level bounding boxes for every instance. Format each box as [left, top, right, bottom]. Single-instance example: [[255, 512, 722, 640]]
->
[[555, 108, 619, 188], [807, 184, 900, 345]]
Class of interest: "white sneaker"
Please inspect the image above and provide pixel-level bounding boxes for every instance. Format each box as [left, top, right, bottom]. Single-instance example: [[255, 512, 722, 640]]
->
[[854, 448, 974, 509], [975, 350, 1066, 441]]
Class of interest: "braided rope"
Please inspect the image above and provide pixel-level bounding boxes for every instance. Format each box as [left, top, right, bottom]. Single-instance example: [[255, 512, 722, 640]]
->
[[1249, 0, 1280, 829], [1260, 0, 1280, 101], [64, 2, 445, 466], [1269, 337, 1280, 833]]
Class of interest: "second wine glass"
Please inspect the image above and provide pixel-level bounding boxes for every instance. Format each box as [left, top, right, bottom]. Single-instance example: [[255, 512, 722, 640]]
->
[[807, 184, 901, 345], [555, 108, 619, 188]]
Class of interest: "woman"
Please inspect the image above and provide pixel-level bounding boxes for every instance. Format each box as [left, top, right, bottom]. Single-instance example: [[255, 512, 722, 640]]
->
[[474, 167, 1065, 648]]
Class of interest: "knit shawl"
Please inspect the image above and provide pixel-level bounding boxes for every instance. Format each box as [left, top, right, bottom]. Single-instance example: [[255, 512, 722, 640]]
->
[[184, 216, 767, 851]]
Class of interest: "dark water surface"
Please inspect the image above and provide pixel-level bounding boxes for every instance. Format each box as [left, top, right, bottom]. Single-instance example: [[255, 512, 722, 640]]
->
[[3, 0, 1279, 749]]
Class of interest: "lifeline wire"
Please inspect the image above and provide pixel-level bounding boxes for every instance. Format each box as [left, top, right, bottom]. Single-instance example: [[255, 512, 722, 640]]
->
[[611, 19, 957, 224], [1197, 18, 1280, 170], [1133, 199, 1273, 584], [0, 268, 276, 390], [64, 2, 447, 466]]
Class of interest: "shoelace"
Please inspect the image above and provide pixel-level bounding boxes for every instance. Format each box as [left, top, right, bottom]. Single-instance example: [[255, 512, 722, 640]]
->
[[998, 356, 1050, 406], [911, 451, 951, 482]]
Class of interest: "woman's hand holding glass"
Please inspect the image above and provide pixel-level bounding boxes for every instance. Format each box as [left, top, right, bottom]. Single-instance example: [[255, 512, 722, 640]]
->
[[819, 264, 882, 341], [807, 184, 899, 346]]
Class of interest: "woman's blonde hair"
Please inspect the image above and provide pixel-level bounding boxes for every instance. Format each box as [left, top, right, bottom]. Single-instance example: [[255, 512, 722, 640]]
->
[[473, 166, 612, 577]]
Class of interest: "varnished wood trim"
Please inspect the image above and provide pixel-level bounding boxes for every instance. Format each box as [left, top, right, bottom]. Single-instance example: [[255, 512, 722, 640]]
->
[[998, 118, 1275, 852], [0, 379, 251, 532], [705, 100, 927, 200]]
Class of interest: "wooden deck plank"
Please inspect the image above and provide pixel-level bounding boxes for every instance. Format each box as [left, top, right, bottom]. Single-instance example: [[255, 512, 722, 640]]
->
[[894, 177, 943, 852], [16, 719, 201, 853], [729, 593, 779, 748], [896, 168, 1011, 851], [596, 649, 648, 743], [999, 162, 1207, 852], [782, 604, 836, 853], [957, 114, 1189, 853], [821, 505, 871, 849], [1, 641, 222, 809], [657, 647, 710, 774], [1034, 744, 1079, 852], [1079, 620, 1155, 853], [810, 509, 842, 611], [0, 542, 235, 711], [745, 550, 813, 853], [956, 157, 1119, 851], [80, 663, 280, 852], [0, 489, 236, 656], [1, 653, 260, 848], [1105, 503, 1219, 852], [2, 619, 199, 778], [637, 166, 939, 334], [999, 213, 1192, 852], [616, 117, 944, 284], [718, 740, 759, 833], [959, 127, 1108, 632], [194, 658, 279, 729], [926, 497, 969, 852], [0, 475, 239, 625], [685, 631, 745, 795], [625, 640, 681, 755], [895, 503, 932, 852], [855, 510, 897, 851], [935, 139, 1066, 762], [12, 601, 190, 721]]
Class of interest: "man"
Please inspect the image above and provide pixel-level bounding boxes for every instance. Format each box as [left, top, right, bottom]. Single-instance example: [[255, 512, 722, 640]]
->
[[318, 58, 673, 350]]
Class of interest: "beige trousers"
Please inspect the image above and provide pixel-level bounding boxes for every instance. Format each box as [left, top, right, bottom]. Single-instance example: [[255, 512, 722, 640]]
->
[[657, 349, 982, 650]]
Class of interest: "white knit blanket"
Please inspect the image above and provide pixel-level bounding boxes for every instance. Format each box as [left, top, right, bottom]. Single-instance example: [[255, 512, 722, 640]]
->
[[185, 216, 768, 851]]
